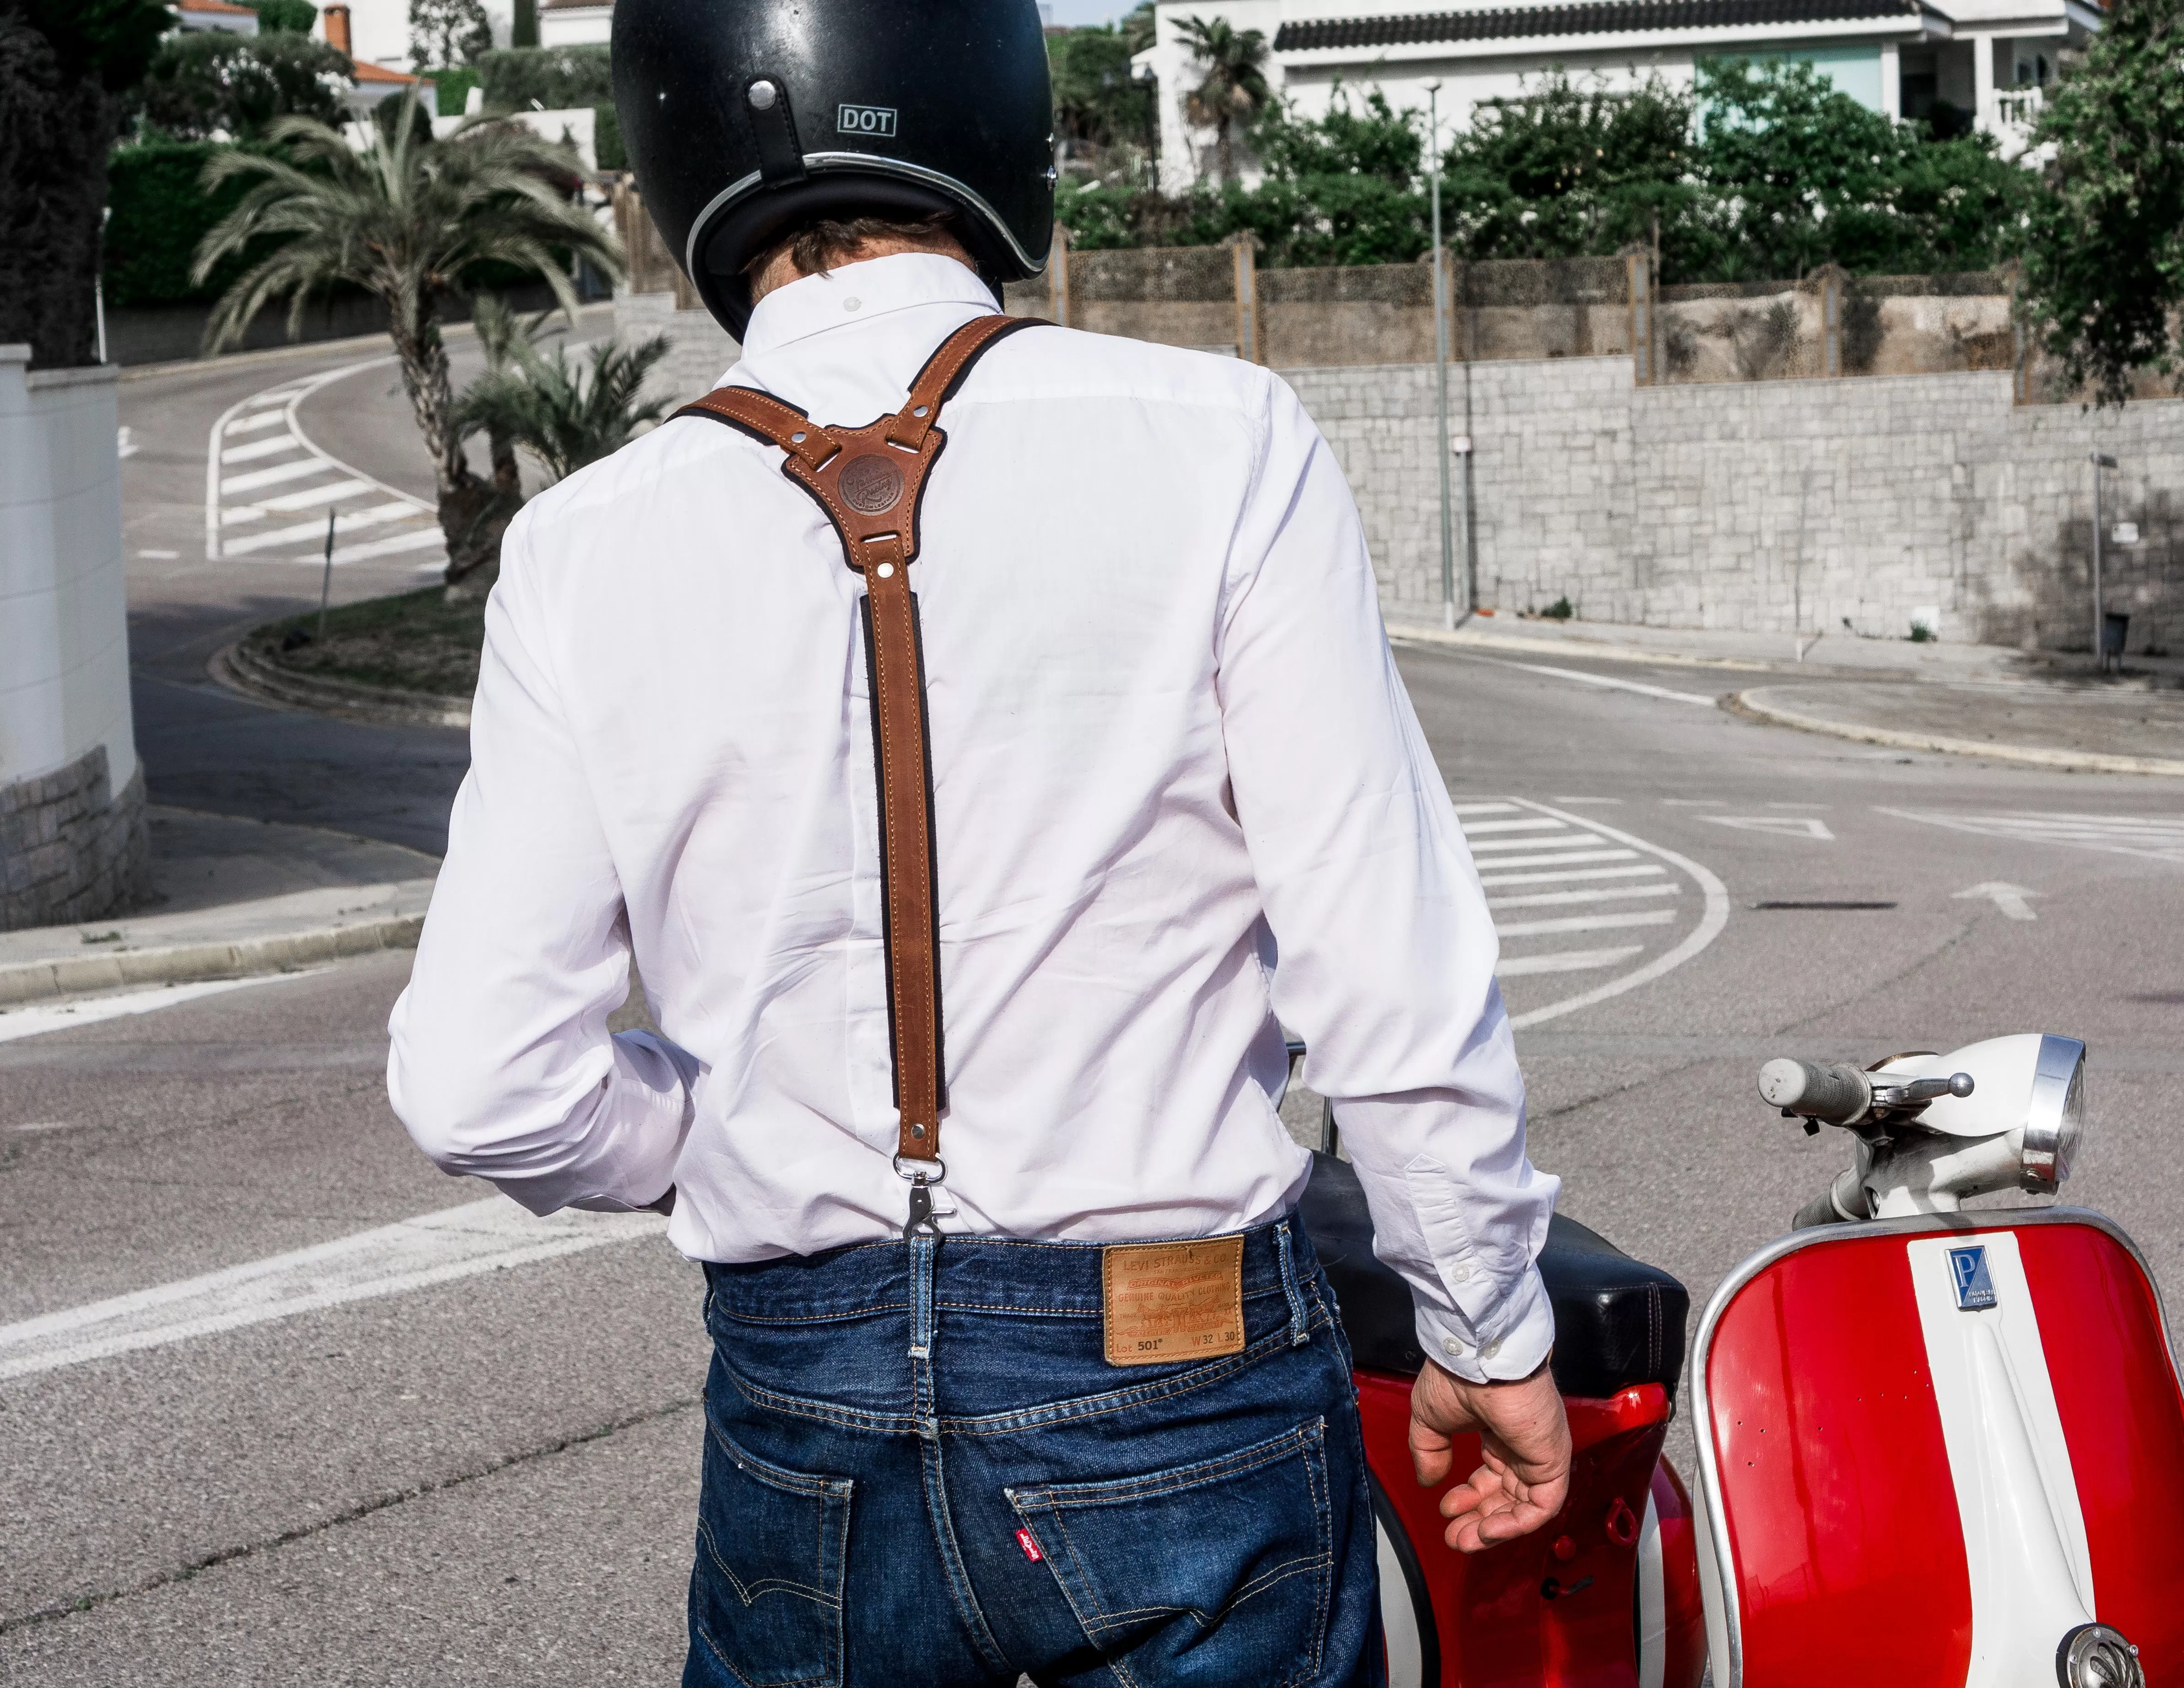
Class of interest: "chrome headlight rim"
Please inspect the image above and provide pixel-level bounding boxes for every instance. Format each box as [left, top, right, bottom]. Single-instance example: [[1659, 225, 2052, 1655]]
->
[[2057, 1621, 2141, 1688], [2021, 1034, 2088, 1194]]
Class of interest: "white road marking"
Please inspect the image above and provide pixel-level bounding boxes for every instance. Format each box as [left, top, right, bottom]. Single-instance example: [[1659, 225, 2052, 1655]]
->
[[220, 435, 307, 465], [12, 1122, 76, 1134], [1463, 818, 1568, 835], [1487, 883, 1680, 910], [1550, 796, 1624, 804], [1469, 657, 1718, 707], [0, 972, 319, 1044], [1955, 881, 2041, 921], [1660, 798, 1726, 807], [1494, 909, 1678, 939], [204, 357, 441, 566], [1480, 863, 1669, 888], [1702, 814, 1837, 841], [0, 1196, 663, 1381], [135, 549, 180, 559], [1500, 945, 1645, 976], [1451, 802, 1521, 816], [1468, 831, 1622, 854], [1881, 809, 2184, 866], [1477, 847, 1640, 871]]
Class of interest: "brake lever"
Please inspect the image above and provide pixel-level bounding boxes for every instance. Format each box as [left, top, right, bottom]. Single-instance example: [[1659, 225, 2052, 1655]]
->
[[1868, 1072, 1974, 1111]]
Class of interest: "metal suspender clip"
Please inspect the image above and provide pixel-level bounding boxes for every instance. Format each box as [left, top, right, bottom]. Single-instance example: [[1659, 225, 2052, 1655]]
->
[[895, 1154, 948, 1240]]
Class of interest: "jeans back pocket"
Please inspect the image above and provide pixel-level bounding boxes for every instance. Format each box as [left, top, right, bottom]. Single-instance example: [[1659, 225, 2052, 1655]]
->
[[1007, 1417, 1334, 1688], [691, 1418, 852, 1688]]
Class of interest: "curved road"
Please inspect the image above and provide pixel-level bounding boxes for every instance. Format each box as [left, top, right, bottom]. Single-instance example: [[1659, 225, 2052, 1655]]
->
[[4, 338, 2179, 1681]]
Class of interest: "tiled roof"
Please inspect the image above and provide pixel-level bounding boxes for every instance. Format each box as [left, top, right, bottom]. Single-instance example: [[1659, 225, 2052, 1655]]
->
[[353, 59, 424, 82], [178, 0, 259, 14], [1272, 0, 1918, 50], [540, 0, 612, 10]]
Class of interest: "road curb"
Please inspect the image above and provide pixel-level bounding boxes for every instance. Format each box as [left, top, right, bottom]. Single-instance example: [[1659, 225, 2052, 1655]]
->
[[1388, 624, 1780, 674], [1723, 689, 2184, 777], [211, 640, 471, 731], [0, 910, 425, 1008]]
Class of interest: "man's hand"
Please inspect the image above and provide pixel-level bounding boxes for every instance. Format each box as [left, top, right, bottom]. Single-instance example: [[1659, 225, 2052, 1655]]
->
[[1408, 1355, 1572, 1552]]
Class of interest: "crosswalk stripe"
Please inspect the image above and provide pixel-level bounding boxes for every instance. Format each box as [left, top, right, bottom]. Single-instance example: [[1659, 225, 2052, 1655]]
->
[[224, 410, 291, 436], [221, 457, 341, 496], [1880, 808, 2184, 865], [1499, 945, 1644, 977], [249, 478, 379, 515], [1452, 802, 1521, 816], [220, 435, 306, 465], [325, 526, 445, 564], [243, 389, 305, 409], [221, 501, 422, 556], [1479, 863, 1667, 888], [1494, 909, 1677, 939], [1487, 883, 1680, 910], [1463, 818, 1568, 836], [1473, 847, 1637, 872], [1468, 832, 1614, 854]]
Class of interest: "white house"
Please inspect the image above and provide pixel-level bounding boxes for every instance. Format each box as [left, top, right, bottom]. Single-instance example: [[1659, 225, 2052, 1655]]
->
[[311, 0, 518, 73], [540, 0, 615, 45], [1135, 0, 2102, 187]]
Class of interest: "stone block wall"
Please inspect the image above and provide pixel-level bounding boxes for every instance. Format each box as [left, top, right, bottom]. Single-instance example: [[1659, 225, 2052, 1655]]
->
[[0, 746, 150, 931], [1289, 359, 2182, 653]]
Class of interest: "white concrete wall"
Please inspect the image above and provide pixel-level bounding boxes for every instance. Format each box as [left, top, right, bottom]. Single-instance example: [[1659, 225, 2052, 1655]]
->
[[0, 349, 138, 796]]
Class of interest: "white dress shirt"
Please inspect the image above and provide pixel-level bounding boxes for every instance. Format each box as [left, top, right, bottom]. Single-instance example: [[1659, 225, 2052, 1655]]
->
[[387, 253, 1558, 1382]]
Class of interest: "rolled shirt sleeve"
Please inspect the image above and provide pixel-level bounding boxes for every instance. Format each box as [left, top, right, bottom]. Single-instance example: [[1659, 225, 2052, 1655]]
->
[[1216, 374, 1560, 1384], [387, 516, 694, 1215]]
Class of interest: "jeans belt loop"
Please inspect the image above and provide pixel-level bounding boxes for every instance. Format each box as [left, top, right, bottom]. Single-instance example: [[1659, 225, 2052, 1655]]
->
[[909, 1230, 938, 1361], [1275, 1218, 1311, 1347]]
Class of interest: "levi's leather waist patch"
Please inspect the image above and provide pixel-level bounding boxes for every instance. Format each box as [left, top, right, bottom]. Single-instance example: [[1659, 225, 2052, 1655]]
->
[[1100, 1236, 1246, 1367]]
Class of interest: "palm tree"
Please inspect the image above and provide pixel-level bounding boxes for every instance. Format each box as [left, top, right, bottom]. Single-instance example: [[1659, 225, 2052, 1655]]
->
[[453, 325, 672, 484], [192, 91, 623, 587], [1177, 16, 1271, 184]]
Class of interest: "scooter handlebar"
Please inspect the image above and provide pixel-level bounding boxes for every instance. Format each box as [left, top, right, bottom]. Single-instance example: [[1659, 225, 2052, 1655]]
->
[[1757, 1057, 1871, 1124]]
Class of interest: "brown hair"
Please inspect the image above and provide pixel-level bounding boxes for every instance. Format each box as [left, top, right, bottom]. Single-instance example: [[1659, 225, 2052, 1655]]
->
[[746, 212, 964, 281]]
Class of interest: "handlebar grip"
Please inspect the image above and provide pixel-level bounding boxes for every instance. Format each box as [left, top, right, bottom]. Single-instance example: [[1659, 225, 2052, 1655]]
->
[[1758, 1058, 1871, 1124]]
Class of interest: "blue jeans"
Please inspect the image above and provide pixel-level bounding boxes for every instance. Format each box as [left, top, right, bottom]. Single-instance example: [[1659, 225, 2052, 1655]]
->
[[686, 1215, 1382, 1688]]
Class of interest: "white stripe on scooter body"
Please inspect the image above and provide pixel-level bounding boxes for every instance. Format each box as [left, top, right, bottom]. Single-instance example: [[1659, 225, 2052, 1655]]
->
[[1906, 1232, 2098, 1686]]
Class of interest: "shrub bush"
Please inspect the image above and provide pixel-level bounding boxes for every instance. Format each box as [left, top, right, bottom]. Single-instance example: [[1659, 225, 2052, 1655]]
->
[[105, 141, 257, 307], [477, 44, 611, 112], [128, 30, 352, 141], [427, 65, 481, 117]]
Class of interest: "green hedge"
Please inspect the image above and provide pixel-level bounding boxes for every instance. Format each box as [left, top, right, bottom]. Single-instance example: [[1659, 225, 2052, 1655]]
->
[[427, 65, 481, 117], [104, 141, 258, 308], [593, 102, 624, 170], [477, 44, 611, 112]]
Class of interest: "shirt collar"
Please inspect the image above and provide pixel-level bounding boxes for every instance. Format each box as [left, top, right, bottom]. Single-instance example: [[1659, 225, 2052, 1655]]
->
[[738, 253, 999, 358]]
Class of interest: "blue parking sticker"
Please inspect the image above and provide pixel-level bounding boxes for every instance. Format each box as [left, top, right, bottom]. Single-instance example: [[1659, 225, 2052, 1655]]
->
[[1948, 1245, 1998, 1310]]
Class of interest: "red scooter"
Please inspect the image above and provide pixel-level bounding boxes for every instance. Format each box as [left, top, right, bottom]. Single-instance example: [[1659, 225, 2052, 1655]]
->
[[1299, 1032, 2184, 1688]]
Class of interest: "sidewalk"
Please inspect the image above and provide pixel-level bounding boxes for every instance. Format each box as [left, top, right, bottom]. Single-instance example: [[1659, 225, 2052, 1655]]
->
[[0, 809, 436, 1008], [1392, 614, 2184, 775]]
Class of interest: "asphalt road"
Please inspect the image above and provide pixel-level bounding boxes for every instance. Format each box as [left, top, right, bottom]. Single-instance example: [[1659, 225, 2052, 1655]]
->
[[4, 345, 2180, 1683]]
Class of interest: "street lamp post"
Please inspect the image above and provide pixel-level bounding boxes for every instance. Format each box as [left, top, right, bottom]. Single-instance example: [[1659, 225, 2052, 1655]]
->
[[2092, 451, 2117, 668], [1426, 81, 1455, 630]]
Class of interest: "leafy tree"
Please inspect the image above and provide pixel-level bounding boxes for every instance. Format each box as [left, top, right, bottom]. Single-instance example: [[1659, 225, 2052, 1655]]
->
[[2016, 0, 2184, 402], [1255, 85, 1420, 183], [130, 30, 352, 139], [1176, 15, 1268, 183], [1226, 89, 1427, 264], [1690, 57, 2027, 281], [409, 0, 490, 71], [0, 0, 173, 366], [455, 311, 672, 483], [1442, 73, 1697, 264], [244, 0, 319, 32], [193, 92, 623, 586], [1050, 23, 1155, 160]]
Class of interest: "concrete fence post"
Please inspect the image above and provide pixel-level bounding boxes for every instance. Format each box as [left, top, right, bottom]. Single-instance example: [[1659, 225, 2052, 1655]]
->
[[1049, 222, 1072, 329], [1625, 248, 1653, 385], [1821, 268, 1844, 378], [1230, 235, 1260, 363]]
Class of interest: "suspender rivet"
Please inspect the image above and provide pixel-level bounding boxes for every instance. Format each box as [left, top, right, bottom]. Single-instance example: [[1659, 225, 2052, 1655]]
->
[[912, 406, 929, 418], [791, 431, 807, 443], [876, 562, 896, 579], [910, 1122, 926, 1138]]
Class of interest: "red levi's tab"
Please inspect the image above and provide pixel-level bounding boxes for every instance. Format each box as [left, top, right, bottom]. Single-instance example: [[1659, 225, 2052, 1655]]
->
[[1015, 1529, 1044, 1563]]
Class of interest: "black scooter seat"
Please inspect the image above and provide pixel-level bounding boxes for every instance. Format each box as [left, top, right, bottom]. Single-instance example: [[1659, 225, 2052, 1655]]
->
[[1297, 1151, 1689, 1401]]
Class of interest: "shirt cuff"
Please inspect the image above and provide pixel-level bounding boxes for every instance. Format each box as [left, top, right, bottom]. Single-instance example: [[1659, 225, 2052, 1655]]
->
[[1413, 1263, 1555, 1384]]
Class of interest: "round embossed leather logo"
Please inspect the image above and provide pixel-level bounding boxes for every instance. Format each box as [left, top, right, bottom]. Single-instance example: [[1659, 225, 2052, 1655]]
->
[[838, 454, 905, 515]]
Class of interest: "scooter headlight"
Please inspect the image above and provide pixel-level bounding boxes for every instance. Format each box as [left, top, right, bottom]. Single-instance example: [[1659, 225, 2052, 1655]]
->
[[2020, 1035, 2088, 1194]]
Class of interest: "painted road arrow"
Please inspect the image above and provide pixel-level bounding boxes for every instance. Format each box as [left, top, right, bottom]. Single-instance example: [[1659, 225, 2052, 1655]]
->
[[1954, 881, 2040, 921]]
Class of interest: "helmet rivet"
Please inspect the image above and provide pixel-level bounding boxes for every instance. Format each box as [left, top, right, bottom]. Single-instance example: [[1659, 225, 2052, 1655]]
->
[[747, 79, 778, 111]]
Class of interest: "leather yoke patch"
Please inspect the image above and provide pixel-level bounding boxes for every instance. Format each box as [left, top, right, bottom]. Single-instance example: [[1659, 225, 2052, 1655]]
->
[[1101, 1237, 1246, 1368]]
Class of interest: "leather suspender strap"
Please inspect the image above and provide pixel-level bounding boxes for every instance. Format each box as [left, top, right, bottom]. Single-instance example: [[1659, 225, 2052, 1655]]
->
[[675, 314, 1039, 1218]]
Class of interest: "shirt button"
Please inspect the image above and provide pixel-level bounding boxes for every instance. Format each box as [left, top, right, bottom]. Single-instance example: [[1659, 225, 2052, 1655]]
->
[[1450, 1264, 1473, 1283], [1482, 1338, 1503, 1360], [844, 297, 862, 312], [1441, 1337, 1464, 1359]]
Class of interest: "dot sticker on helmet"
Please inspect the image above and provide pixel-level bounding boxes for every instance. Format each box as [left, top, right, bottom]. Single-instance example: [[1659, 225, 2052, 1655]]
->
[[838, 103, 898, 138]]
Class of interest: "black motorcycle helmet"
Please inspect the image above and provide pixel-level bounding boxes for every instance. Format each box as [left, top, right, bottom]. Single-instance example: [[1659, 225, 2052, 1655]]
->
[[612, 0, 1055, 338]]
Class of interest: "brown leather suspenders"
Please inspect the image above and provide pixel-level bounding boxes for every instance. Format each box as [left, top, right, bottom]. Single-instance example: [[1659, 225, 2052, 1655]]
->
[[674, 313, 1039, 1236]]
